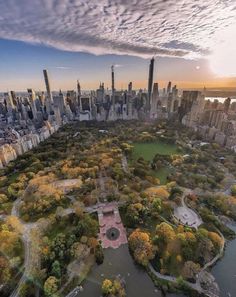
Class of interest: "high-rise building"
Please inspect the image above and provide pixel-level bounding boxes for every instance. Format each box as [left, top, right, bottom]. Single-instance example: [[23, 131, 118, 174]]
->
[[53, 91, 65, 115], [128, 82, 132, 93], [96, 83, 105, 103], [111, 65, 115, 107], [67, 90, 77, 113], [180, 91, 205, 126], [43, 69, 53, 103], [111, 65, 115, 94], [27, 89, 37, 119], [151, 82, 159, 113], [4, 92, 15, 111], [167, 81, 172, 95], [77, 80, 81, 109], [224, 97, 231, 112], [147, 57, 155, 111]]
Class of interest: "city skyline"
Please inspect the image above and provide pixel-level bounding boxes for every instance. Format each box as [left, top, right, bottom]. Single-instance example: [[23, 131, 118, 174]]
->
[[0, 0, 236, 91]]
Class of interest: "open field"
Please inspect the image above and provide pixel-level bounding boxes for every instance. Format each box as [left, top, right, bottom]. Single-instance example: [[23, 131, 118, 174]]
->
[[132, 142, 179, 161], [132, 142, 179, 184]]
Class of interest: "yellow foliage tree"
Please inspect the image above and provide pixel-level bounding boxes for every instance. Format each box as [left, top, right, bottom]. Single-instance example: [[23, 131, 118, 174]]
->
[[128, 229, 154, 266]]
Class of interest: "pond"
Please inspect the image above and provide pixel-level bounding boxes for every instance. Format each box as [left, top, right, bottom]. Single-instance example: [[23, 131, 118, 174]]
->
[[77, 244, 185, 297], [212, 223, 236, 297]]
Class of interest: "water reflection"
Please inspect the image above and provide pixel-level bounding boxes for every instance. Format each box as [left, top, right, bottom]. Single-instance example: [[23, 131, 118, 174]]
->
[[78, 244, 185, 297], [212, 224, 236, 297]]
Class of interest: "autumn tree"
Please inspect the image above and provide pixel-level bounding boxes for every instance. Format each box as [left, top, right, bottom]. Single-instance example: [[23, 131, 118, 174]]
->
[[128, 229, 154, 266], [44, 276, 58, 297], [155, 222, 176, 245], [182, 261, 200, 281], [102, 279, 114, 296]]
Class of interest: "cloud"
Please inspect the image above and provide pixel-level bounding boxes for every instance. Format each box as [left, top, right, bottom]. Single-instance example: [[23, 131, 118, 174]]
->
[[54, 66, 72, 70], [0, 0, 236, 59]]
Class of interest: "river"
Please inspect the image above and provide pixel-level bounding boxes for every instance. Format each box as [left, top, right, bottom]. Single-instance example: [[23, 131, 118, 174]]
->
[[212, 224, 236, 297], [78, 244, 185, 297]]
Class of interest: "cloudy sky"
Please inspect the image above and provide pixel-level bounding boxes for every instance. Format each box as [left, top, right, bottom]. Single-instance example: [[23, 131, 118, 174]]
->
[[0, 0, 236, 91]]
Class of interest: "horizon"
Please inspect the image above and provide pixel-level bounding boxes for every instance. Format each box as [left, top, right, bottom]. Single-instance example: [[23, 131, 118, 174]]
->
[[0, 0, 236, 92]]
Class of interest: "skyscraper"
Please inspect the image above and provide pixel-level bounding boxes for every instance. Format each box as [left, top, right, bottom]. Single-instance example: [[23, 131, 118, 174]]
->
[[77, 80, 81, 110], [43, 69, 53, 103], [223, 97, 231, 112], [167, 81, 172, 95], [27, 89, 37, 119], [148, 57, 155, 111], [128, 82, 132, 93], [111, 65, 115, 107]]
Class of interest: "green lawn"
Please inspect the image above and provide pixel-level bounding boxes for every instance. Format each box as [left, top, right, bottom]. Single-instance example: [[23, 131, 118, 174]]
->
[[132, 141, 179, 161], [153, 167, 172, 185], [132, 142, 179, 185]]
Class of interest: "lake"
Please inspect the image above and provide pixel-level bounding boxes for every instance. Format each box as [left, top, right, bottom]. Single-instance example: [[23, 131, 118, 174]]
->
[[212, 223, 236, 297], [78, 244, 185, 297]]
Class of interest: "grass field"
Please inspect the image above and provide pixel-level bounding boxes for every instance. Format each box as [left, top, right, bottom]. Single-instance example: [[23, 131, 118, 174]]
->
[[132, 141, 179, 161], [153, 167, 172, 185], [132, 142, 179, 185]]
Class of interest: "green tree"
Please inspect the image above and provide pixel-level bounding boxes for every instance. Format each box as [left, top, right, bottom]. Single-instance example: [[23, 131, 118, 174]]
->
[[51, 261, 61, 279], [95, 244, 104, 264]]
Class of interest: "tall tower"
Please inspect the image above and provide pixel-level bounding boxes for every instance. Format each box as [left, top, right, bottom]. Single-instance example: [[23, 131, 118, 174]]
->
[[167, 81, 172, 95], [43, 69, 53, 103], [27, 89, 37, 119], [148, 57, 155, 111], [224, 97, 231, 112], [111, 65, 115, 94], [4, 92, 15, 111], [77, 80, 81, 111], [111, 65, 115, 107], [128, 82, 132, 93]]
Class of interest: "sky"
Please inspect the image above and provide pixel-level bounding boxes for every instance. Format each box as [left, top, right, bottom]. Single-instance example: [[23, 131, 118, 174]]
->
[[0, 0, 236, 92]]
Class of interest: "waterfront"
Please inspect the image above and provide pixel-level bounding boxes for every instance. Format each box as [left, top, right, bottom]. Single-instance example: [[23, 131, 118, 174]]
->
[[78, 245, 185, 297], [212, 224, 236, 297]]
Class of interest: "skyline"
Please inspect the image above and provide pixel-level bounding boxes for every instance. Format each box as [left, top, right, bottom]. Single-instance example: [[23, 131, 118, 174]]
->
[[0, 0, 236, 91]]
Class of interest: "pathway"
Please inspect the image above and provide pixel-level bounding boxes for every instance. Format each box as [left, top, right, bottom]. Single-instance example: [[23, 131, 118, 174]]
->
[[97, 202, 127, 249], [8, 197, 39, 297], [174, 189, 202, 229], [121, 154, 129, 173]]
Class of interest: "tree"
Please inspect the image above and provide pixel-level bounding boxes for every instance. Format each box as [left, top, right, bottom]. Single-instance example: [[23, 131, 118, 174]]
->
[[44, 276, 58, 297], [155, 222, 176, 244], [208, 232, 223, 250], [0, 256, 11, 283], [128, 229, 154, 266], [95, 244, 104, 264], [51, 261, 61, 279], [231, 185, 236, 196], [101, 278, 126, 297], [182, 261, 200, 281], [0, 193, 8, 204], [102, 279, 114, 296], [19, 281, 35, 297]]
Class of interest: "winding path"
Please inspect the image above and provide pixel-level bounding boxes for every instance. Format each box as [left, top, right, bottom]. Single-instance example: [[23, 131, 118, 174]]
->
[[0, 196, 40, 297], [174, 189, 202, 229], [149, 188, 225, 297]]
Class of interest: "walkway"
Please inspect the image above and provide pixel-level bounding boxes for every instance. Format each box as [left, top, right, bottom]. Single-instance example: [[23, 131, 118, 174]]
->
[[98, 203, 127, 249], [121, 154, 129, 173], [174, 189, 202, 229]]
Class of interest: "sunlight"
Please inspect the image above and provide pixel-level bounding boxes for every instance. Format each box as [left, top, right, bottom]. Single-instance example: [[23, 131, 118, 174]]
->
[[209, 24, 236, 77]]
